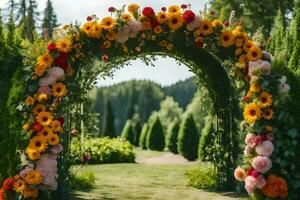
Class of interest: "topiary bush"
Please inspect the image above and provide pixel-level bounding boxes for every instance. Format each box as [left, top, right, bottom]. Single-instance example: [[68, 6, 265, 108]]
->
[[146, 117, 165, 151], [121, 120, 135, 144], [68, 167, 96, 191], [166, 121, 180, 154], [185, 165, 217, 190], [198, 115, 215, 161], [139, 123, 148, 149], [178, 114, 199, 161], [70, 137, 135, 164]]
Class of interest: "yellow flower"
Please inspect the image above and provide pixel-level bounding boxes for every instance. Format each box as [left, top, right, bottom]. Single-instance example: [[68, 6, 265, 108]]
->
[[265, 125, 273, 132], [106, 31, 117, 41], [26, 147, 41, 160], [128, 3, 140, 14], [101, 40, 111, 49], [48, 133, 60, 145], [38, 93, 48, 102], [14, 174, 21, 181], [243, 103, 261, 124], [37, 111, 53, 126], [23, 123, 30, 131], [168, 5, 181, 13], [250, 83, 261, 93], [35, 64, 47, 77], [52, 82, 68, 97], [220, 31, 234, 47], [247, 47, 262, 61], [235, 38, 244, 48], [38, 126, 53, 141], [121, 13, 132, 22], [25, 170, 42, 185], [243, 40, 255, 52], [33, 103, 46, 115], [167, 13, 183, 31], [82, 22, 93, 35], [200, 20, 213, 36], [23, 187, 39, 199], [154, 26, 163, 34], [28, 136, 48, 152], [238, 55, 248, 65], [101, 17, 116, 31], [25, 96, 35, 106], [51, 120, 62, 133], [212, 19, 222, 27], [89, 23, 102, 39], [235, 48, 243, 56], [13, 179, 26, 193], [262, 108, 274, 120], [167, 43, 174, 51], [66, 66, 74, 76], [37, 53, 53, 68], [157, 12, 168, 24], [56, 38, 72, 53], [260, 91, 273, 108]]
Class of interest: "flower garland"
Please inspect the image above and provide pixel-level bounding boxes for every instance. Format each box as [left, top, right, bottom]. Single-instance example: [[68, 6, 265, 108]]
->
[[0, 3, 293, 200]]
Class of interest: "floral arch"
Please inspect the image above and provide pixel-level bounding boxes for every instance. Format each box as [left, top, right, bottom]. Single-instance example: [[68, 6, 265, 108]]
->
[[1, 3, 298, 200]]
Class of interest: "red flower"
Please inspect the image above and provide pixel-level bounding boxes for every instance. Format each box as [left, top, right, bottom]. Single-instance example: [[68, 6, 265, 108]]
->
[[182, 10, 195, 24], [247, 168, 255, 176], [32, 121, 43, 133], [54, 52, 69, 70], [0, 189, 5, 200], [57, 117, 65, 125], [150, 19, 159, 29], [47, 42, 56, 52], [255, 134, 268, 145], [243, 96, 249, 102], [108, 7, 116, 12], [181, 4, 188, 9], [224, 21, 230, 27], [142, 7, 155, 17], [161, 7, 166, 12], [2, 177, 14, 191], [87, 16, 93, 21]]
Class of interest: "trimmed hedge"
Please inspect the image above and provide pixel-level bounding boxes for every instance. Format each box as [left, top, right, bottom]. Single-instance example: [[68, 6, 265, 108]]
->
[[185, 165, 217, 190], [146, 117, 165, 151], [139, 123, 148, 149], [166, 122, 179, 154], [121, 120, 135, 144], [198, 115, 215, 161]]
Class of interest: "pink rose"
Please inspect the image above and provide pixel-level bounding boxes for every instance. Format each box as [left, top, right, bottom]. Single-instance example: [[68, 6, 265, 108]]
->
[[128, 20, 142, 32], [252, 156, 272, 173], [47, 67, 65, 80], [38, 86, 52, 95], [255, 175, 266, 189], [244, 145, 253, 156], [39, 76, 56, 87], [187, 15, 200, 31], [245, 176, 256, 193], [51, 144, 64, 155], [255, 141, 274, 157], [245, 133, 257, 148]]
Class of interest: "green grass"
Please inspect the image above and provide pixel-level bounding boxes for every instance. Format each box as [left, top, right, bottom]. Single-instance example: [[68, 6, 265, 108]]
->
[[134, 148, 167, 158]]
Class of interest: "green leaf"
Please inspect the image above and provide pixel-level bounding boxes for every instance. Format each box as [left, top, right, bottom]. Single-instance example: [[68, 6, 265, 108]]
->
[[287, 128, 299, 138]]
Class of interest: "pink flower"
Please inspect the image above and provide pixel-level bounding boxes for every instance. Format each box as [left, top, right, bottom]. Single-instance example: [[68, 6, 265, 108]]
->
[[128, 20, 142, 32], [255, 175, 266, 189], [245, 176, 256, 193], [245, 133, 257, 148], [248, 60, 271, 78], [39, 76, 56, 87], [255, 141, 274, 157], [20, 166, 33, 179], [51, 144, 64, 155], [36, 154, 58, 190], [38, 86, 52, 95], [244, 145, 253, 156], [252, 156, 272, 173], [187, 15, 200, 31], [47, 67, 65, 80]]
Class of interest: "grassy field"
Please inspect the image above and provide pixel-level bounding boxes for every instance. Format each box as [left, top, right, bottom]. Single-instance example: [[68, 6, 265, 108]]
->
[[71, 150, 244, 200]]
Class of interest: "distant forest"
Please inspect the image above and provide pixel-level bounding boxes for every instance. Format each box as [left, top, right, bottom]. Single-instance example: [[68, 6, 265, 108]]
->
[[90, 77, 198, 134]]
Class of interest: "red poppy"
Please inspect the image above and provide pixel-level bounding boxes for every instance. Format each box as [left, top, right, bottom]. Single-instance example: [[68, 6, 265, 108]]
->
[[47, 42, 56, 52], [182, 10, 195, 24], [54, 52, 69, 70], [32, 121, 43, 133], [142, 7, 155, 17], [2, 177, 14, 191]]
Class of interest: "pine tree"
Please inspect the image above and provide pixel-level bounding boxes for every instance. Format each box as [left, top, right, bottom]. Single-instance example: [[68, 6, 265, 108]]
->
[[42, 0, 58, 38], [146, 117, 165, 151], [177, 114, 199, 161], [125, 94, 135, 120], [16, 0, 27, 26], [267, 10, 285, 56], [198, 115, 215, 161], [290, 2, 300, 49], [0, 9, 4, 41], [121, 120, 135, 144], [288, 41, 300, 75], [6, 11, 16, 44], [166, 122, 179, 154], [25, 0, 39, 42], [103, 101, 116, 138], [139, 123, 148, 149], [132, 117, 142, 146]]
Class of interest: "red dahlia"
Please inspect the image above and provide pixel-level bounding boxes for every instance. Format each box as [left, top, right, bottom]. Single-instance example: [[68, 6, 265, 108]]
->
[[57, 117, 65, 125], [181, 4, 188, 9], [32, 121, 43, 133], [142, 7, 155, 17], [2, 178, 14, 191], [161, 7, 166, 12], [47, 42, 56, 52], [182, 10, 195, 24], [87, 16, 93, 21], [54, 52, 69, 70]]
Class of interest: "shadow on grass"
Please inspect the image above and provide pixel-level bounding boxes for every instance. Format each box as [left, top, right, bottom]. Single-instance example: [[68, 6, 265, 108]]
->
[[218, 191, 248, 199]]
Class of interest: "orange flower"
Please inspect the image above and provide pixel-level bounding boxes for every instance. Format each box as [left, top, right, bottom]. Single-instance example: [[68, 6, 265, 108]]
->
[[234, 167, 246, 181], [261, 175, 288, 199]]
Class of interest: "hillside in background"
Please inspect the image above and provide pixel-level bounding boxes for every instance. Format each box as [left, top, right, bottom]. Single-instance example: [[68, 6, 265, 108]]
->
[[90, 77, 198, 134]]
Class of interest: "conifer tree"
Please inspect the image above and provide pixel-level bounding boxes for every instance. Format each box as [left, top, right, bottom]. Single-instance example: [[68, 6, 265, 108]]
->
[[121, 120, 135, 144], [103, 101, 116, 138], [16, 0, 27, 26], [42, 0, 58, 38], [139, 123, 148, 149], [132, 116, 142, 146], [6, 11, 16, 44], [146, 117, 165, 151], [25, 0, 39, 42], [267, 10, 285, 56], [166, 122, 179, 154], [198, 115, 215, 161], [288, 41, 300, 75]]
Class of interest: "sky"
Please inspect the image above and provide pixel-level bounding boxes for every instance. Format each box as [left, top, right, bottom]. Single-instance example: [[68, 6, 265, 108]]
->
[[0, 0, 209, 86]]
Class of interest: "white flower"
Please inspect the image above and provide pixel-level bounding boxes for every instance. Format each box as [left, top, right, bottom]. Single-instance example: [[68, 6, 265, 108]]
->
[[255, 140, 274, 157], [278, 76, 291, 94]]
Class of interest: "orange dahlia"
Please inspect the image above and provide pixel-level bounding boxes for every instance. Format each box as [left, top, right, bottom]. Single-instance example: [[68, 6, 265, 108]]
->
[[261, 175, 288, 199]]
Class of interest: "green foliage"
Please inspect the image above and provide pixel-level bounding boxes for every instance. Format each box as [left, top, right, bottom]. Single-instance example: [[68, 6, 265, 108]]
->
[[178, 114, 199, 161], [70, 137, 135, 164], [185, 165, 217, 190], [68, 168, 96, 191], [166, 122, 179, 154], [146, 117, 165, 151], [131, 115, 142, 146], [121, 120, 135, 144], [139, 123, 149, 149], [288, 40, 300, 74], [103, 100, 116, 138], [198, 115, 215, 161]]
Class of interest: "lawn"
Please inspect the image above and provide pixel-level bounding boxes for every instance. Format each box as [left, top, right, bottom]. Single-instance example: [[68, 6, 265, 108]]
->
[[71, 151, 244, 200]]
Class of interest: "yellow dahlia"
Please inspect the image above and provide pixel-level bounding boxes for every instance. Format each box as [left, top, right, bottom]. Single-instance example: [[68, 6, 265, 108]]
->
[[200, 19, 213, 36], [168, 5, 181, 13], [121, 13, 132, 22], [157, 12, 168, 24], [52, 82, 68, 97], [38, 93, 48, 102], [23, 123, 30, 131], [82, 22, 93, 35], [235, 38, 244, 48], [48, 133, 60, 145], [235, 48, 243, 56], [220, 31, 234, 47], [26, 147, 41, 160], [243, 103, 261, 124], [247, 47, 262, 61], [154, 26, 163, 34], [212, 19, 222, 27], [101, 17, 116, 31], [37, 53, 53, 68], [238, 55, 248, 66], [56, 38, 72, 53], [262, 108, 274, 120], [51, 120, 62, 133], [23, 187, 39, 199], [243, 40, 255, 52], [260, 91, 273, 108], [35, 64, 47, 77], [32, 103, 46, 115], [250, 83, 261, 93], [37, 111, 53, 126], [167, 13, 183, 31], [13, 179, 25, 193], [38, 126, 53, 141], [106, 31, 117, 41], [25, 96, 35, 106], [28, 136, 48, 152], [25, 170, 42, 185], [128, 3, 140, 14], [89, 23, 102, 39]]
